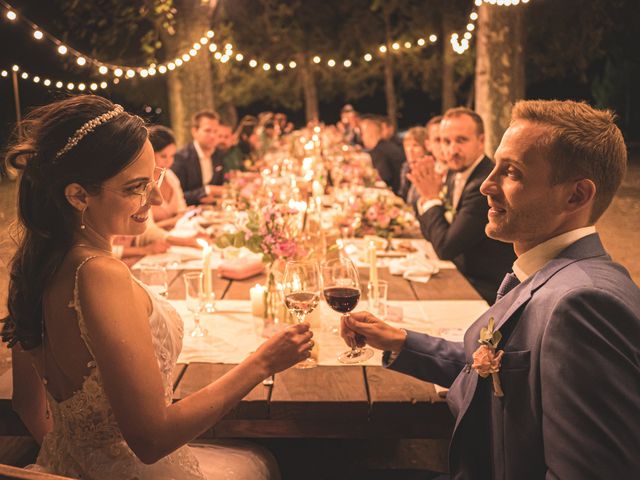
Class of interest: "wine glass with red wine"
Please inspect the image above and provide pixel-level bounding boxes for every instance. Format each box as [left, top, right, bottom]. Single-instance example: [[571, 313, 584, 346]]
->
[[321, 256, 374, 364], [282, 260, 321, 368]]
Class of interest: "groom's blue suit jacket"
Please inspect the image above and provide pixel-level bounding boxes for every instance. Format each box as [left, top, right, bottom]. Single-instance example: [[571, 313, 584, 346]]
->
[[385, 234, 640, 479]]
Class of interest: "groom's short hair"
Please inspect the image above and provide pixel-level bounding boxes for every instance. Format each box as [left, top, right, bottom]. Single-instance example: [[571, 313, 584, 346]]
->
[[511, 100, 627, 222]]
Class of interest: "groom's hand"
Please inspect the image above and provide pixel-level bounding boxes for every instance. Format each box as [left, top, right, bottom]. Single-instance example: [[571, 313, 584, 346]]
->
[[341, 312, 407, 352]]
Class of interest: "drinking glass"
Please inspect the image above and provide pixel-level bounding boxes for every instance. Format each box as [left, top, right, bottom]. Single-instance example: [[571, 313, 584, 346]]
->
[[321, 256, 373, 364], [183, 272, 208, 337], [282, 260, 321, 369], [137, 264, 168, 297]]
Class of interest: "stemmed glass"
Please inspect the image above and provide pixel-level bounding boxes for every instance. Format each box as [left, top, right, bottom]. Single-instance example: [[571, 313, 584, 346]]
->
[[321, 256, 373, 364], [184, 272, 208, 337], [282, 260, 321, 369]]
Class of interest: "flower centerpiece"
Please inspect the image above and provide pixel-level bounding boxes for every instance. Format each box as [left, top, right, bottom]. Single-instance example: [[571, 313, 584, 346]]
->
[[215, 204, 303, 329], [352, 193, 417, 240]]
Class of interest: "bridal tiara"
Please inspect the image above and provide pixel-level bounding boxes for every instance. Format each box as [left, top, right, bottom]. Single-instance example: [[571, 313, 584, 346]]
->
[[55, 104, 125, 160]]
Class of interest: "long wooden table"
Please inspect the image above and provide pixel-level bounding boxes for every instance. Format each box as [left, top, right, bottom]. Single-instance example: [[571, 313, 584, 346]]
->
[[0, 262, 482, 473]]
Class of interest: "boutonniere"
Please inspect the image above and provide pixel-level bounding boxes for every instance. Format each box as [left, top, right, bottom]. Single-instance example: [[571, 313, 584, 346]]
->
[[438, 184, 456, 223], [472, 317, 504, 397]]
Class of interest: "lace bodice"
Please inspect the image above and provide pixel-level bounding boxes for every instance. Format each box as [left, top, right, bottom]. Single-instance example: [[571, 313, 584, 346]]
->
[[36, 256, 205, 479]]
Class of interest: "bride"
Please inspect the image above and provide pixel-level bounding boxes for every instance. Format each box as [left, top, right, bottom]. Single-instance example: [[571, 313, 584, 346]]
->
[[2, 95, 314, 479]]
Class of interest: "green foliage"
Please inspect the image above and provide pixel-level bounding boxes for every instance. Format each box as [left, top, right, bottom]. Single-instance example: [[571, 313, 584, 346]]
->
[[478, 317, 502, 348]]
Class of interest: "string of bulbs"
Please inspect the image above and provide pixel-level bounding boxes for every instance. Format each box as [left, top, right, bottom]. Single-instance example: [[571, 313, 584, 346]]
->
[[0, 0, 532, 91]]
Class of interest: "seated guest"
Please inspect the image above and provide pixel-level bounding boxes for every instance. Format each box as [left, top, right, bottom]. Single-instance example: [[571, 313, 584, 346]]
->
[[409, 107, 515, 303], [337, 104, 362, 146], [225, 116, 259, 171], [380, 116, 402, 147], [360, 115, 406, 196], [212, 122, 236, 174], [148, 125, 187, 228], [342, 99, 640, 479], [425, 115, 447, 175], [171, 110, 222, 205], [400, 126, 428, 204]]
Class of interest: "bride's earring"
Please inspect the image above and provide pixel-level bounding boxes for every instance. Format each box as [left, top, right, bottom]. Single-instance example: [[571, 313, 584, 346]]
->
[[80, 208, 87, 230]]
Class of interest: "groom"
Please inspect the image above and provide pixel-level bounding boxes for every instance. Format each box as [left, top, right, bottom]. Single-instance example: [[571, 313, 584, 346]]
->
[[342, 100, 640, 478]]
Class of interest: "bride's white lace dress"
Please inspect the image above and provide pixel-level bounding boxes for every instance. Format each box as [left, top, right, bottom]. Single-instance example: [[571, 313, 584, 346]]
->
[[33, 256, 279, 479]]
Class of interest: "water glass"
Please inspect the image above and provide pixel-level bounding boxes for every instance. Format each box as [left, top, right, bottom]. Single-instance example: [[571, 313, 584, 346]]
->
[[367, 280, 388, 319]]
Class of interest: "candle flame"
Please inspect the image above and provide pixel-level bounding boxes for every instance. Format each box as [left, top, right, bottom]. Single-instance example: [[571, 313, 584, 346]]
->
[[197, 238, 209, 249]]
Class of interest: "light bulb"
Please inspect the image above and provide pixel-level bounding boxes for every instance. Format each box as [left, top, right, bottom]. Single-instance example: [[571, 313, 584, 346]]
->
[[6, 11, 17, 21], [289, 60, 297, 68], [57, 45, 68, 55], [98, 66, 108, 75], [364, 53, 372, 61], [33, 30, 43, 40], [76, 57, 86, 66]]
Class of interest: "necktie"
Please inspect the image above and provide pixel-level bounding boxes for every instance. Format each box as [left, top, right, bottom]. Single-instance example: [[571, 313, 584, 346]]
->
[[496, 272, 520, 301]]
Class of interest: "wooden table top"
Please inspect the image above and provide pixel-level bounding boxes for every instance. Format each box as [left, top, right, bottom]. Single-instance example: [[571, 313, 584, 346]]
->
[[163, 263, 480, 440]]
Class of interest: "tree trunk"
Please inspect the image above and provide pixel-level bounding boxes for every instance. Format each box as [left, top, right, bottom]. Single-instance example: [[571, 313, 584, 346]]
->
[[162, 0, 217, 147], [475, 3, 525, 156], [441, 13, 457, 112], [298, 54, 319, 124], [383, 19, 398, 131]]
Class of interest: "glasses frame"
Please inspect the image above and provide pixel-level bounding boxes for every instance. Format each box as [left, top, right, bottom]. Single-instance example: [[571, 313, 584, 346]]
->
[[100, 166, 166, 208]]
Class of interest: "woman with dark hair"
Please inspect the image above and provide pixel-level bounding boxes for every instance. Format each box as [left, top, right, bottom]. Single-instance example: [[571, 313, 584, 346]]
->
[[3, 95, 312, 479], [148, 125, 187, 225]]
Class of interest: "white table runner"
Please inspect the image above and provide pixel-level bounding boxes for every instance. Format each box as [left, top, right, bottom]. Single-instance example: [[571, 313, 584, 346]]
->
[[175, 299, 487, 366]]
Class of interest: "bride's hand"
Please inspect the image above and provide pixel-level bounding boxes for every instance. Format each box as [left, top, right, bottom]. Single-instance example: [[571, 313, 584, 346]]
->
[[254, 322, 314, 375]]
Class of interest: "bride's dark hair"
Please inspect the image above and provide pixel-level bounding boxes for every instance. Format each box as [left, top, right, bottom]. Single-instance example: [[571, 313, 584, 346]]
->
[[2, 95, 147, 350]]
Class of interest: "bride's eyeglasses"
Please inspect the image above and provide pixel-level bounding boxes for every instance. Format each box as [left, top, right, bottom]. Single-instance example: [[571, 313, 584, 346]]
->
[[102, 167, 166, 208]]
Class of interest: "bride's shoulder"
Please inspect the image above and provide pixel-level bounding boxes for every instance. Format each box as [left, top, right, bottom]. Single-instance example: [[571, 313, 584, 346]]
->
[[70, 255, 134, 292]]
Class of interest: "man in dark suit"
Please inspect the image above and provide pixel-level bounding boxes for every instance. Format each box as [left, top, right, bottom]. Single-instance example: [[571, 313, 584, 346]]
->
[[342, 100, 640, 479], [409, 107, 515, 303], [171, 110, 224, 205], [360, 115, 406, 196]]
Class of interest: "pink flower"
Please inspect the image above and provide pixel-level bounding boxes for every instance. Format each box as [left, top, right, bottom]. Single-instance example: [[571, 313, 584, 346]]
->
[[272, 239, 298, 258], [472, 345, 504, 378], [377, 214, 391, 229]]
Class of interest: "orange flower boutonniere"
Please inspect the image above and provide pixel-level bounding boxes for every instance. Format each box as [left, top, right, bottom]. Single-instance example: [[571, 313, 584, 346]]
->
[[472, 317, 504, 397]]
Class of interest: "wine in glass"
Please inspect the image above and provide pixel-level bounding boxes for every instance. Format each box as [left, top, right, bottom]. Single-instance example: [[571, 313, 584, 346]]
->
[[282, 260, 321, 369], [183, 272, 208, 337], [322, 256, 373, 364]]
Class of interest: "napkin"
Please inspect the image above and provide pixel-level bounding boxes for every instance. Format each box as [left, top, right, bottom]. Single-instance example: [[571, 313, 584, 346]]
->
[[218, 256, 265, 280], [388, 253, 439, 283]]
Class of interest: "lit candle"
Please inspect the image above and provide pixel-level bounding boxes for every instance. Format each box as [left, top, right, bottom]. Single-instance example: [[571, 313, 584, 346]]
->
[[250, 284, 266, 317], [197, 239, 213, 298]]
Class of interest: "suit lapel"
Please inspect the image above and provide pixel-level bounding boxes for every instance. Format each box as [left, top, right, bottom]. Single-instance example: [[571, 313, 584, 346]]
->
[[189, 143, 204, 187], [456, 156, 492, 207]]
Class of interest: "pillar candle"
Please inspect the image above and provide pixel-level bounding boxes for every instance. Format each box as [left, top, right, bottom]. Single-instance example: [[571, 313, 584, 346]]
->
[[250, 284, 266, 317], [203, 244, 213, 298]]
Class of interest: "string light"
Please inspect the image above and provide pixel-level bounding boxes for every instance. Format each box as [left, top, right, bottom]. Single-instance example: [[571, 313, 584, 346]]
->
[[0, 64, 109, 92], [454, 0, 531, 55], [0, 0, 219, 79]]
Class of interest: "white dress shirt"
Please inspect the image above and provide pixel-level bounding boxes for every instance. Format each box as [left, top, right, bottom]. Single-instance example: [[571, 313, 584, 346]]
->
[[512, 226, 597, 282], [417, 154, 485, 216], [193, 141, 213, 188]]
